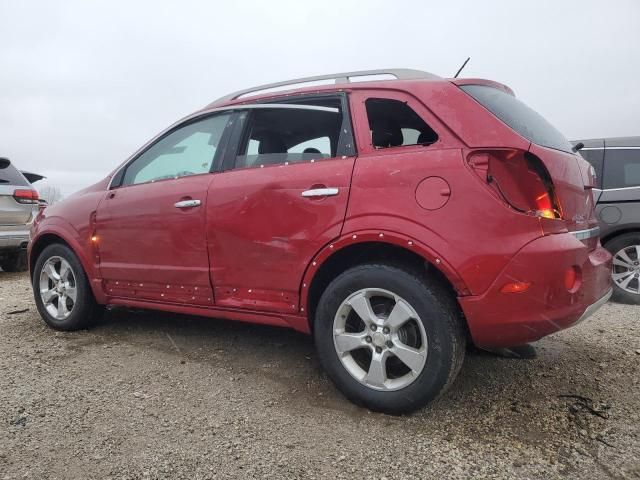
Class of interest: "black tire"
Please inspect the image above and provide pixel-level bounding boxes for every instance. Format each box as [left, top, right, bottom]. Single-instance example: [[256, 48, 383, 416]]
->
[[32, 243, 104, 331], [605, 233, 640, 305], [314, 264, 465, 414], [1, 250, 27, 272]]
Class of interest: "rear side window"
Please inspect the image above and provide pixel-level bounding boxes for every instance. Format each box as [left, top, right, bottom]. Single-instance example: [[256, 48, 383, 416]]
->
[[603, 149, 640, 189], [461, 85, 573, 153], [365, 98, 438, 148], [0, 161, 29, 186]]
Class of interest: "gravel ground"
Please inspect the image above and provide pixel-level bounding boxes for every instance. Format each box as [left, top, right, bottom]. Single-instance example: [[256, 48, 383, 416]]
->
[[1, 271, 639, 479]]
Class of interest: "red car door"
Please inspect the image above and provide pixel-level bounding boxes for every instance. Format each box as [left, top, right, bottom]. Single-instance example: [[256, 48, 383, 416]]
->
[[95, 112, 233, 304], [206, 102, 356, 313]]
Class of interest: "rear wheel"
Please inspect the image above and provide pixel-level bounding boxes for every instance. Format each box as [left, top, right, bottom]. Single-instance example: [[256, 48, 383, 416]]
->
[[606, 233, 640, 305], [32, 244, 103, 330], [314, 264, 465, 414], [1, 250, 27, 272]]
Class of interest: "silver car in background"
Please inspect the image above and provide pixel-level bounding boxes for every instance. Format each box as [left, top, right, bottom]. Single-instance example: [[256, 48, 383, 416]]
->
[[0, 158, 41, 272], [576, 137, 640, 304]]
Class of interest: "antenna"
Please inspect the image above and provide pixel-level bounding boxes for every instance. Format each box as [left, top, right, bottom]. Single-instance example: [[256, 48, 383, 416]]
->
[[454, 57, 471, 78]]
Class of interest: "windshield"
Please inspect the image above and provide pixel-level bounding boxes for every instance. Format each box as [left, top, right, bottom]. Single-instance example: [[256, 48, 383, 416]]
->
[[461, 84, 573, 153]]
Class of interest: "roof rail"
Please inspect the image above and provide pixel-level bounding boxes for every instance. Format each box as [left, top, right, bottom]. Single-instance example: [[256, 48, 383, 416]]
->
[[210, 68, 440, 105]]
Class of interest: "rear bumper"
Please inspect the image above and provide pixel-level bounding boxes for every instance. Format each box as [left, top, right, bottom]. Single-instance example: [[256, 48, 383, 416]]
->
[[459, 232, 612, 348], [0, 228, 29, 251], [576, 288, 612, 323]]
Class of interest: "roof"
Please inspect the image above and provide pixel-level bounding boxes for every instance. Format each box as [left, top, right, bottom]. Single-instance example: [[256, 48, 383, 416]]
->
[[605, 136, 640, 147], [205, 70, 514, 113], [573, 136, 640, 148]]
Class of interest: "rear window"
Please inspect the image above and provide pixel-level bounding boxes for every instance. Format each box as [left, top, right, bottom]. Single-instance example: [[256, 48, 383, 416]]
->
[[603, 149, 640, 189], [461, 84, 573, 153], [0, 162, 29, 186]]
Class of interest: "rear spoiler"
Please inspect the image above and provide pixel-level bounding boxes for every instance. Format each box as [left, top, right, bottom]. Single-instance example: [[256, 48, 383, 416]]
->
[[20, 171, 46, 184], [451, 78, 515, 96]]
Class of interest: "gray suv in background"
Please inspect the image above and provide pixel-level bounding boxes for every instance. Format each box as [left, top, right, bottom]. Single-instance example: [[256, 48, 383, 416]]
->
[[0, 158, 40, 272], [576, 137, 640, 304]]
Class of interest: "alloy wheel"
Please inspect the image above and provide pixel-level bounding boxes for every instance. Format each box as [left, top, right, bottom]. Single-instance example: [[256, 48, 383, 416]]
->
[[39, 256, 78, 320], [333, 288, 428, 391], [612, 245, 640, 295]]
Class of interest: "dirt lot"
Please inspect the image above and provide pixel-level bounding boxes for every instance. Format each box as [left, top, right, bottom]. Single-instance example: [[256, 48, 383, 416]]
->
[[0, 271, 639, 479]]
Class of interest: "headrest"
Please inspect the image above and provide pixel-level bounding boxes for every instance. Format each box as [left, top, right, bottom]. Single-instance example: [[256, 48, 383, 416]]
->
[[303, 147, 321, 154], [258, 135, 286, 154], [417, 131, 436, 144], [372, 123, 403, 148]]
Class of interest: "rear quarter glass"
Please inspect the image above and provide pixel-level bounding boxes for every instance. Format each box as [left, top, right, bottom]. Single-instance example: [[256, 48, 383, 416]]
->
[[460, 84, 573, 154]]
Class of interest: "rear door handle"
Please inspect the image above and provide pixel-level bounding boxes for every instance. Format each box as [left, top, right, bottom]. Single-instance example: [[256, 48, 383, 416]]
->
[[174, 199, 201, 208], [301, 188, 339, 198]]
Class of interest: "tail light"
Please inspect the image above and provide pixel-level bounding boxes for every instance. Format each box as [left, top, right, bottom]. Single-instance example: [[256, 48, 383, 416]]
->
[[468, 149, 562, 219], [13, 189, 39, 204]]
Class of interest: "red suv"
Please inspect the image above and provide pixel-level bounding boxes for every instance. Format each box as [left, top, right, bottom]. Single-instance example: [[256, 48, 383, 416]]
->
[[29, 69, 612, 413]]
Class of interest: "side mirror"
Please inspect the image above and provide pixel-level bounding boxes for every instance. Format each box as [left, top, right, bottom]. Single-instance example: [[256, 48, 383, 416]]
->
[[0, 157, 10, 169]]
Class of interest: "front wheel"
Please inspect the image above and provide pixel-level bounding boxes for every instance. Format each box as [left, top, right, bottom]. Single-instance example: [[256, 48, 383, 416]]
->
[[32, 244, 103, 331], [605, 233, 640, 305], [314, 264, 465, 414]]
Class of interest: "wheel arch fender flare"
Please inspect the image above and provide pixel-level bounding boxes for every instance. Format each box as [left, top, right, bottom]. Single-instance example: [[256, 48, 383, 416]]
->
[[29, 218, 106, 303], [601, 225, 640, 247], [299, 229, 469, 315]]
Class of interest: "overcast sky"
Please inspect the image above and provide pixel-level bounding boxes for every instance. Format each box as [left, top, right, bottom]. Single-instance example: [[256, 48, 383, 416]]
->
[[1, 0, 639, 195]]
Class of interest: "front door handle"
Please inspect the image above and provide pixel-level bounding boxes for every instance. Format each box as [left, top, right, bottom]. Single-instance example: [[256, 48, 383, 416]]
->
[[301, 188, 339, 198], [174, 199, 201, 209]]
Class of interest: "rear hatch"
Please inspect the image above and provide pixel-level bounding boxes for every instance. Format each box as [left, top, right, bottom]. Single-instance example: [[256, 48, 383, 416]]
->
[[459, 84, 597, 239], [0, 159, 37, 226], [528, 143, 598, 231]]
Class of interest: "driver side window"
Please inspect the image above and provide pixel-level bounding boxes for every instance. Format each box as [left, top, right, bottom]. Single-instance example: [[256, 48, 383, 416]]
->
[[122, 113, 232, 186]]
